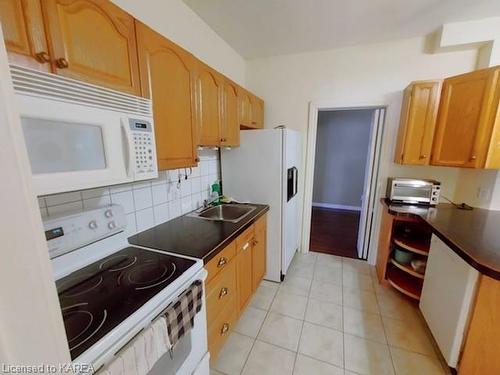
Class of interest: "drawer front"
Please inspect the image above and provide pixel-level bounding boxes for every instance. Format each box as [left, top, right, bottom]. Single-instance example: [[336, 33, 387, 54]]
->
[[206, 259, 237, 323], [208, 296, 238, 364], [205, 241, 237, 284], [236, 225, 255, 252]]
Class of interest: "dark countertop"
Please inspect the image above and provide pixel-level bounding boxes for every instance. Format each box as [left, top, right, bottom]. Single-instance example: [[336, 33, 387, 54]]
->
[[382, 199, 500, 280], [128, 204, 269, 264]]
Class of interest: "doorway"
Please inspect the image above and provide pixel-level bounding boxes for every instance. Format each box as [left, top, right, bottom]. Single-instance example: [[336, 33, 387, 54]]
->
[[303, 105, 385, 260]]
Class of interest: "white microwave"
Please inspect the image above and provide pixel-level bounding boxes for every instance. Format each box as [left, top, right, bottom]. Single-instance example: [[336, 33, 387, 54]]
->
[[11, 65, 158, 196]]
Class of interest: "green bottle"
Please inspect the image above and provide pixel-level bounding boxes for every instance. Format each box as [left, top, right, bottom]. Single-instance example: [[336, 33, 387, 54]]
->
[[211, 181, 222, 205]]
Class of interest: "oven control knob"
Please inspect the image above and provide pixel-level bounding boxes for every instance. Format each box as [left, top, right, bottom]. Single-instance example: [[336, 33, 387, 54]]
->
[[104, 209, 113, 218], [108, 221, 116, 230], [88, 220, 98, 230]]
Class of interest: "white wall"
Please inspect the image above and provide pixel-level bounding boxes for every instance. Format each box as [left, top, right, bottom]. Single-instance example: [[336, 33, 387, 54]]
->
[[246, 36, 478, 263], [313, 110, 373, 208], [112, 0, 246, 85]]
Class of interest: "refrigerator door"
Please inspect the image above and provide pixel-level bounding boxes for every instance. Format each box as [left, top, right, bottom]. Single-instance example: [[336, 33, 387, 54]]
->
[[221, 129, 283, 282], [282, 129, 302, 276]]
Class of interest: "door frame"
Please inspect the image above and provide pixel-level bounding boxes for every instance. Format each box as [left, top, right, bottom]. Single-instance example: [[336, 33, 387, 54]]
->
[[301, 101, 387, 261]]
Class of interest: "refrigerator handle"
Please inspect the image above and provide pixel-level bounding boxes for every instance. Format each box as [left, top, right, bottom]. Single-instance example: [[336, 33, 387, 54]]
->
[[293, 167, 298, 196]]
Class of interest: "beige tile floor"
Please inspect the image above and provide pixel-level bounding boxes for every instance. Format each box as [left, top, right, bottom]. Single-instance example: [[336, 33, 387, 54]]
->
[[211, 252, 450, 375]]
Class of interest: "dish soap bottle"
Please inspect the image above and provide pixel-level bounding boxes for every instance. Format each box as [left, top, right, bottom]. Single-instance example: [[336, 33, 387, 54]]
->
[[210, 180, 222, 205]]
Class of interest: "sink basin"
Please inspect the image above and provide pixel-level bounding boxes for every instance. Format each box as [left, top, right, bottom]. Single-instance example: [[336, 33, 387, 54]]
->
[[190, 204, 257, 223]]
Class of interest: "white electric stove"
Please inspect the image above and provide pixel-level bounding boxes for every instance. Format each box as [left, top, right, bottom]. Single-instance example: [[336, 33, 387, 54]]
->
[[43, 204, 209, 374]]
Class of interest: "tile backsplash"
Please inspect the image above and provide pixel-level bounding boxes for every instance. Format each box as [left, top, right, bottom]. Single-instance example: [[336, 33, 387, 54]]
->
[[38, 150, 220, 237]]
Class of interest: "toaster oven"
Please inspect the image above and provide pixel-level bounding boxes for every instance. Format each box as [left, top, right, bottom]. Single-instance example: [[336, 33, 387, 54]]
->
[[386, 178, 441, 206]]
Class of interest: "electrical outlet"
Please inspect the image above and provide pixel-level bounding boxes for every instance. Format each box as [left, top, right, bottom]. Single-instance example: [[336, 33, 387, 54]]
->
[[476, 187, 491, 202]]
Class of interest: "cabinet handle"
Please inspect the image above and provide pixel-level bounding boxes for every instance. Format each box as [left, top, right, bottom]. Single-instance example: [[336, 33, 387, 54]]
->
[[419, 154, 426, 159], [242, 242, 250, 251], [219, 287, 228, 299], [195, 157, 200, 162], [252, 239, 259, 246], [221, 138, 227, 142], [55, 57, 69, 69], [217, 257, 227, 268], [35, 51, 50, 63], [220, 323, 229, 335], [470, 155, 477, 161]]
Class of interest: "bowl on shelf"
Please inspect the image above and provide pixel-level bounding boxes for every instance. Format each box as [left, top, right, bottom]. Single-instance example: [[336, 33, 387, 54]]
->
[[393, 248, 413, 265]]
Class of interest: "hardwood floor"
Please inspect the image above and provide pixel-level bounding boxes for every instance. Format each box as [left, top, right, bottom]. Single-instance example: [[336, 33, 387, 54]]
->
[[309, 207, 360, 259]]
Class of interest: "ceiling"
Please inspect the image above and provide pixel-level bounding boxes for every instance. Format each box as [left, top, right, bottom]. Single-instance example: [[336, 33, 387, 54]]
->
[[183, 0, 500, 59]]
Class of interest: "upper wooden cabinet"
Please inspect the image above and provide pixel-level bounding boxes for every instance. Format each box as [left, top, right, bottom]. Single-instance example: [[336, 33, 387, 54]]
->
[[136, 21, 198, 170], [251, 95, 264, 129], [195, 63, 223, 146], [41, 0, 141, 95], [221, 79, 240, 147], [394, 80, 442, 165], [431, 67, 500, 168], [0, 0, 51, 71]]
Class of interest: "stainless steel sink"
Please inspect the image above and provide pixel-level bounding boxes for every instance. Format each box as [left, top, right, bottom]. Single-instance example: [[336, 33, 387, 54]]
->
[[189, 204, 257, 223]]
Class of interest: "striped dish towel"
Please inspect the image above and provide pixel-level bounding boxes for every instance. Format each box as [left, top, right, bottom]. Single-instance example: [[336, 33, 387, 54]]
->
[[164, 280, 203, 351]]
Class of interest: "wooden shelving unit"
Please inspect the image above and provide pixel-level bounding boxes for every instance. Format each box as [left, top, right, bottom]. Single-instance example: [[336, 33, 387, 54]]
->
[[386, 264, 423, 300], [376, 201, 432, 301]]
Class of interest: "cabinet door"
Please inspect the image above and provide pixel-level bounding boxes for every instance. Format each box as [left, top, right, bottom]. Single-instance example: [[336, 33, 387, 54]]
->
[[196, 63, 222, 146], [236, 228, 254, 311], [394, 81, 441, 165], [42, 0, 141, 95], [221, 79, 240, 147], [432, 68, 500, 168], [252, 216, 266, 290], [237, 88, 252, 128], [136, 22, 197, 170], [250, 96, 264, 129], [0, 0, 51, 71]]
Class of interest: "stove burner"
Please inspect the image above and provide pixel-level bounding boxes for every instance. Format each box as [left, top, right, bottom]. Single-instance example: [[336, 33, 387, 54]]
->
[[62, 303, 107, 351], [99, 254, 137, 272], [58, 273, 103, 298], [126, 261, 177, 290]]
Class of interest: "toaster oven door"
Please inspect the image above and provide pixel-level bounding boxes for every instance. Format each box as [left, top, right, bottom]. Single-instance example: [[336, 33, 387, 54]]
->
[[391, 183, 433, 204]]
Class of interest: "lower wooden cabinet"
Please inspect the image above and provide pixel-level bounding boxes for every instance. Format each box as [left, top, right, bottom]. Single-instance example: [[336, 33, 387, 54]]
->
[[204, 214, 267, 364]]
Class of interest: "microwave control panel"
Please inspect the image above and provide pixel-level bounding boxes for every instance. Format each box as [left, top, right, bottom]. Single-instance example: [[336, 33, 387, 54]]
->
[[129, 119, 156, 175]]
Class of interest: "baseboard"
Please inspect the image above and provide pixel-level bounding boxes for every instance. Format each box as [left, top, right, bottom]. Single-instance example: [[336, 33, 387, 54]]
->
[[312, 202, 362, 211]]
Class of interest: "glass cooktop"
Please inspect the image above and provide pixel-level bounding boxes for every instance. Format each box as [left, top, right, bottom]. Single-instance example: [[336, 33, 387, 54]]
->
[[56, 246, 195, 360]]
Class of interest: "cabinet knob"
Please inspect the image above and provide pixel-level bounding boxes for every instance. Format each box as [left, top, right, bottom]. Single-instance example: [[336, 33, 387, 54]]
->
[[221, 138, 227, 142], [419, 154, 426, 160], [242, 242, 250, 251], [252, 239, 258, 246], [195, 157, 200, 162], [55, 57, 69, 69], [217, 257, 227, 268], [219, 287, 228, 299], [470, 155, 477, 161], [220, 323, 229, 335], [35, 51, 51, 63]]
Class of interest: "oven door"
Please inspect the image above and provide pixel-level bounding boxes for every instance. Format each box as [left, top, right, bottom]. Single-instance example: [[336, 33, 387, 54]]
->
[[17, 94, 148, 195]]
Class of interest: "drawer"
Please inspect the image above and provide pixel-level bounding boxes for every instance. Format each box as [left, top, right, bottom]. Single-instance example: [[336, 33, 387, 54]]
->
[[254, 214, 266, 234], [205, 241, 237, 284], [236, 225, 255, 253], [208, 295, 238, 364], [206, 259, 237, 323]]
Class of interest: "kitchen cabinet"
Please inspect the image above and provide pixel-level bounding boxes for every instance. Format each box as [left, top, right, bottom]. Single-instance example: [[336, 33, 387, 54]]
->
[[459, 275, 500, 374], [0, 0, 51, 71], [196, 62, 223, 146], [250, 95, 264, 129], [205, 214, 267, 364], [394, 80, 441, 165], [252, 215, 267, 290], [237, 87, 264, 129], [431, 66, 500, 168], [136, 22, 198, 170], [41, 0, 141, 95], [221, 79, 240, 147], [236, 226, 254, 311]]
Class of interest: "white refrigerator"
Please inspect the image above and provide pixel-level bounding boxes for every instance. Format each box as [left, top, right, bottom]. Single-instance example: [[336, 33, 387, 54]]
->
[[221, 128, 302, 282]]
